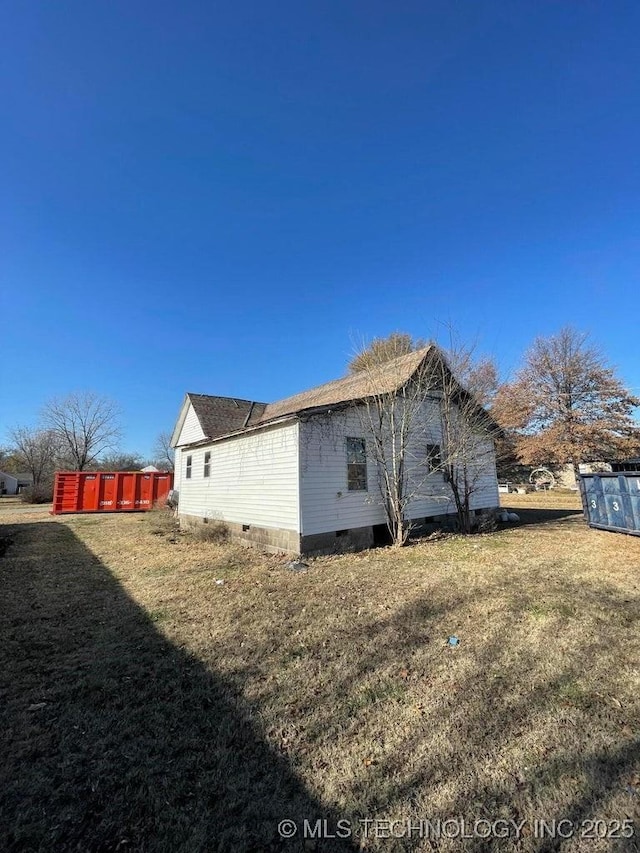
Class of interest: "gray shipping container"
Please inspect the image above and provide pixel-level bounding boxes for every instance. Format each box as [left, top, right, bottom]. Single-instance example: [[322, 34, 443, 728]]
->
[[579, 472, 640, 536]]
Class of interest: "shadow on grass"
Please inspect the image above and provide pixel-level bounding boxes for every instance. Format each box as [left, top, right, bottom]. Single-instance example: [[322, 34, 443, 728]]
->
[[366, 593, 640, 852], [0, 522, 353, 852], [501, 507, 584, 528], [3, 519, 638, 853], [230, 567, 640, 851]]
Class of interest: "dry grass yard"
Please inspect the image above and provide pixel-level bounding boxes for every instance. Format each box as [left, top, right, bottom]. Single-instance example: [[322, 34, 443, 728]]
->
[[1, 494, 639, 852]]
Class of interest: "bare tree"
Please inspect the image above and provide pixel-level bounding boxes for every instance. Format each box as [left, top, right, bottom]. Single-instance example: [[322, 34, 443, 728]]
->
[[435, 345, 502, 533], [0, 446, 22, 475], [152, 430, 175, 472], [493, 327, 640, 476], [96, 452, 145, 472], [353, 350, 430, 546], [351, 341, 500, 544], [9, 427, 59, 491], [348, 332, 427, 374], [42, 392, 121, 471], [351, 333, 500, 405]]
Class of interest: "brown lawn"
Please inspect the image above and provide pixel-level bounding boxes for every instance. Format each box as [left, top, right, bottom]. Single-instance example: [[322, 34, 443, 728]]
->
[[1, 495, 639, 852]]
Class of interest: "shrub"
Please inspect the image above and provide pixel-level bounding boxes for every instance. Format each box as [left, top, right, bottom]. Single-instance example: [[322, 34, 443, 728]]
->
[[146, 507, 179, 537], [20, 485, 53, 504], [191, 521, 229, 544], [473, 509, 499, 534]]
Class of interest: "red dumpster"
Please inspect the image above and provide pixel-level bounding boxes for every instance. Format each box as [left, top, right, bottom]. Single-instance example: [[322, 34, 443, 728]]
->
[[52, 471, 174, 515]]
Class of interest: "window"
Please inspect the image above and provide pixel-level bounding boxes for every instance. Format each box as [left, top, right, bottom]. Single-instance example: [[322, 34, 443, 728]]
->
[[204, 451, 211, 478], [426, 444, 442, 474], [186, 455, 192, 479], [346, 437, 367, 491]]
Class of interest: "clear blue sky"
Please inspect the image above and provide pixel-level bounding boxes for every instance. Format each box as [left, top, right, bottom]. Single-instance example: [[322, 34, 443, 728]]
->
[[2, 1, 639, 458]]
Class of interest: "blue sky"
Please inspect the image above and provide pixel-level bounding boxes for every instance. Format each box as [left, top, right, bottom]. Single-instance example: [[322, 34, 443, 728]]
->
[[2, 0, 639, 458]]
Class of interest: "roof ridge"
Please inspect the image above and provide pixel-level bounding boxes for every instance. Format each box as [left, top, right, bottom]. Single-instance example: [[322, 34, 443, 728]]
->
[[271, 345, 433, 400], [178, 346, 441, 445], [256, 345, 434, 424], [187, 392, 265, 405]]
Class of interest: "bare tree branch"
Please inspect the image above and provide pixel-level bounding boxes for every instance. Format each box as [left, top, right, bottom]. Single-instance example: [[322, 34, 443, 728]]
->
[[350, 336, 500, 543], [152, 431, 175, 472], [9, 426, 59, 487], [42, 392, 122, 471], [348, 332, 427, 374]]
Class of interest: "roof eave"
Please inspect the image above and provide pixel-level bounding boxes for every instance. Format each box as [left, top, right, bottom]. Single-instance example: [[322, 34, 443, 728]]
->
[[174, 414, 300, 448], [170, 394, 193, 448]]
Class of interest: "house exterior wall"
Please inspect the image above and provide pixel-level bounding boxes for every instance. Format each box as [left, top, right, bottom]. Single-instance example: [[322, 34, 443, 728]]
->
[[299, 405, 499, 537], [176, 403, 206, 447], [0, 472, 18, 496], [172, 399, 499, 555], [299, 409, 388, 536], [173, 451, 181, 498], [176, 421, 300, 534]]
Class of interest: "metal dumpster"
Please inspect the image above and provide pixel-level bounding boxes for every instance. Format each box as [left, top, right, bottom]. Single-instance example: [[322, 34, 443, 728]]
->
[[579, 472, 640, 536], [52, 471, 174, 515]]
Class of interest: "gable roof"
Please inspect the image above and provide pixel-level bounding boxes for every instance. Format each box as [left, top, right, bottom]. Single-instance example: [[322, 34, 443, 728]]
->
[[189, 394, 267, 437], [173, 345, 497, 447], [257, 347, 433, 423], [171, 394, 267, 446]]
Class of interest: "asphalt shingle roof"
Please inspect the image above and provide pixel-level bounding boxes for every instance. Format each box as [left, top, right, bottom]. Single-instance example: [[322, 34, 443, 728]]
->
[[180, 344, 501, 448], [186, 394, 267, 441], [256, 347, 432, 423], [185, 347, 436, 442]]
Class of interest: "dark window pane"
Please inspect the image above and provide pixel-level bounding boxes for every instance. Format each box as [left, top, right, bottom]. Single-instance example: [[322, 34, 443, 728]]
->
[[347, 466, 366, 490], [346, 437, 366, 463], [346, 438, 367, 490], [426, 444, 441, 473]]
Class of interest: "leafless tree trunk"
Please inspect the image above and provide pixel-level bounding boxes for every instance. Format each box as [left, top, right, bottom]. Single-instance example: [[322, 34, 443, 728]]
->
[[436, 341, 502, 533], [352, 341, 500, 541], [353, 352, 432, 545]]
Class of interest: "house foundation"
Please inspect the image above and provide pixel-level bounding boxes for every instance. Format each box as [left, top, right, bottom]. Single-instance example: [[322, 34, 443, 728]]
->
[[178, 514, 300, 555], [179, 509, 490, 557]]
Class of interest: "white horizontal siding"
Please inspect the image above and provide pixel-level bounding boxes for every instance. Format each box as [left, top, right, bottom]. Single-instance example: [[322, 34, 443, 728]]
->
[[404, 435, 500, 517], [173, 449, 182, 495], [177, 422, 300, 531], [0, 472, 18, 495], [176, 403, 205, 446], [300, 405, 499, 535], [468, 440, 500, 510], [300, 406, 451, 535], [300, 410, 385, 535]]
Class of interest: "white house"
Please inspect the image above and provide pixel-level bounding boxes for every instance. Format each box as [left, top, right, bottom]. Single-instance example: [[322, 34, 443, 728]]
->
[[171, 347, 500, 554], [0, 471, 19, 496]]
